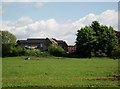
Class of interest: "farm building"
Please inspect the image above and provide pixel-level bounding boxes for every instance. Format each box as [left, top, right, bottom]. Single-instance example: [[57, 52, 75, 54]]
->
[[17, 38, 68, 52], [67, 45, 76, 53]]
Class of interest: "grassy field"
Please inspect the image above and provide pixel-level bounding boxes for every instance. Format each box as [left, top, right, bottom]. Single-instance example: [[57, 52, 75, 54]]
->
[[2, 56, 119, 88]]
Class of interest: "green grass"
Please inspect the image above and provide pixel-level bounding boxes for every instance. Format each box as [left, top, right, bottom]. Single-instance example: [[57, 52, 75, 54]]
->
[[2, 56, 119, 88]]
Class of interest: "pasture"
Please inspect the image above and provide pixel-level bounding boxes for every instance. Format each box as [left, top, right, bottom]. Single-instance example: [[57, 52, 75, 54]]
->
[[2, 56, 119, 88]]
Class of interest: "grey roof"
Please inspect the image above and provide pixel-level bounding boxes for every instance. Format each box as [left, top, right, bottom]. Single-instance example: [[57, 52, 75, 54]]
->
[[17, 38, 68, 46], [17, 38, 50, 44]]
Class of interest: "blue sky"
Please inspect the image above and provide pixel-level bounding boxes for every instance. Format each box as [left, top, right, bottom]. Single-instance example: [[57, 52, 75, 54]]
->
[[3, 2, 118, 21], [1, 2, 118, 45]]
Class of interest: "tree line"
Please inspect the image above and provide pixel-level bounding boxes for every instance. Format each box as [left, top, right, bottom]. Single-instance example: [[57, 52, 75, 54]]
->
[[1, 21, 120, 58], [0, 31, 66, 57]]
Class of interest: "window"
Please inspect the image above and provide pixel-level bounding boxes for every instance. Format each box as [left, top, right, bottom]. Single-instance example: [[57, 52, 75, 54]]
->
[[40, 43, 43, 47]]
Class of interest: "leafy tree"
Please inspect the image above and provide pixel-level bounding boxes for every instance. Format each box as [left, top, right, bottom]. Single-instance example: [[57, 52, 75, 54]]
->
[[104, 26, 118, 56], [91, 21, 101, 52], [0, 31, 16, 44], [91, 21, 118, 56], [116, 31, 120, 44], [76, 21, 118, 57], [76, 26, 96, 57], [0, 30, 16, 57]]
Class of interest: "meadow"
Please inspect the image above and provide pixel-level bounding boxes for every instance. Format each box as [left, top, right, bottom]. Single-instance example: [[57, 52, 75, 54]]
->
[[2, 56, 119, 88]]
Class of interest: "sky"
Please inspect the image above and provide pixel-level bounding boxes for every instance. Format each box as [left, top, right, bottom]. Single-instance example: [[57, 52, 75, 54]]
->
[[0, 1, 119, 45]]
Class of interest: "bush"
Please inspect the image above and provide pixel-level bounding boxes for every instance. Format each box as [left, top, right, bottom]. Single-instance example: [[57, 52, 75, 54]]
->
[[24, 49, 50, 57], [25, 49, 40, 56], [111, 47, 120, 59], [48, 45, 65, 57], [2, 43, 50, 57], [2, 44, 25, 57], [12, 45, 25, 56]]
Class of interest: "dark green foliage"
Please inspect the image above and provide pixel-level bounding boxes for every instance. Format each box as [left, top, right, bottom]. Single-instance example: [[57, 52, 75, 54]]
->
[[24, 49, 50, 57], [2, 44, 14, 57], [0, 44, 1, 57], [111, 46, 120, 59], [48, 45, 65, 57], [76, 21, 118, 57], [92, 22, 118, 57], [2, 44, 25, 57], [76, 26, 96, 57], [0, 32, 1, 57]]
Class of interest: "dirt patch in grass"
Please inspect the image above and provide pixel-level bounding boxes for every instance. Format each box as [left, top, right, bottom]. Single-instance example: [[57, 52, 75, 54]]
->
[[88, 76, 120, 81]]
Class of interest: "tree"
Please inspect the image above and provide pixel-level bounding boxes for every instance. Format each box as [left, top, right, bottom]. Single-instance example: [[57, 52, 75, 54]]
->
[[105, 26, 118, 56], [76, 21, 118, 57], [76, 26, 96, 57], [0, 30, 16, 44], [2, 44, 14, 57], [0, 30, 17, 57], [91, 22, 118, 56]]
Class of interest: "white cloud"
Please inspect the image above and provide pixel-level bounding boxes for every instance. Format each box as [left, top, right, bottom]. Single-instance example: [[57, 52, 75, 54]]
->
[[73, 13, 97, 30], [98, 10, 118, 30], [73, 9, 118, 31], [1, 9, 118, 45], [16, 16, 34, 27]]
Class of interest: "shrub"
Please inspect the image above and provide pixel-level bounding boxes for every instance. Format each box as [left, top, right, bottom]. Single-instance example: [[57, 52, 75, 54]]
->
[[12, 45, 25, 56], [2, 44, 25, 57], [48, 45, 65, 57], [24, 49, 50, 57], [111, 47, 120, 59]]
